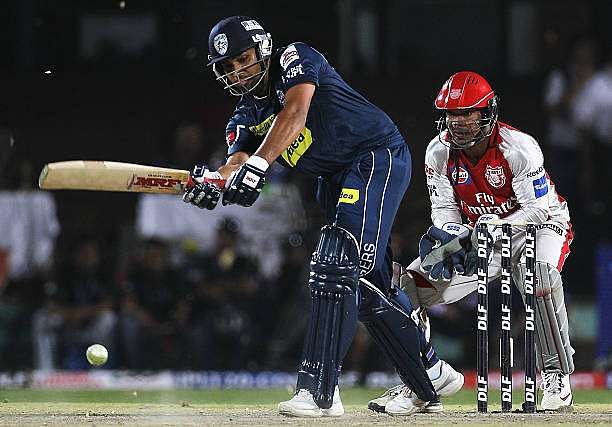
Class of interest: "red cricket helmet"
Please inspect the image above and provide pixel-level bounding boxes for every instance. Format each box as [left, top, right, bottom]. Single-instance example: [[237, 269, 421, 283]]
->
[[434, 71, 499, 149]]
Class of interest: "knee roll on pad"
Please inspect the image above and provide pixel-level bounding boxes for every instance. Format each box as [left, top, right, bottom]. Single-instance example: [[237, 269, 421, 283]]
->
[[513, 261, 575, 374], [297, 225, 360, 409]]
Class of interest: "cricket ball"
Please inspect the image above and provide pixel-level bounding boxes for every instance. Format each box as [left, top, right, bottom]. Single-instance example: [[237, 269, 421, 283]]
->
[[86, 344, 108, 367]]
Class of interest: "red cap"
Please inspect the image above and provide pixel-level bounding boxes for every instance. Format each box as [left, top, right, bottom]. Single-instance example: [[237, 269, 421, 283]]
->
[[434, 71, 495, 110]]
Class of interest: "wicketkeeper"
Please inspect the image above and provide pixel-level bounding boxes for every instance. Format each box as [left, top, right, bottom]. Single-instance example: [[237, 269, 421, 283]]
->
[[377, 71, 575, 412]]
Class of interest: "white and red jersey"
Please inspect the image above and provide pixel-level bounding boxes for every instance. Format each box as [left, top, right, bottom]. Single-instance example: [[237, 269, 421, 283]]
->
[[425, 122, 571, 228]]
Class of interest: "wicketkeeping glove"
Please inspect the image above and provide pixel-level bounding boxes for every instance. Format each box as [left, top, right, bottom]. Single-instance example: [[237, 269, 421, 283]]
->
[[470, 213, 502, 251], [182, 164, 226, 210], [222, 156, 268, 207], [419, 222, 471, 281]]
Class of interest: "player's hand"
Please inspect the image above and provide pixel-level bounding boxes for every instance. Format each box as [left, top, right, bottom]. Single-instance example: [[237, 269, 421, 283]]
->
[[222, 156, 268, 207], [182, 164, 226, 210], [419, 222, 471, 281], [471, 213, 502, 252]]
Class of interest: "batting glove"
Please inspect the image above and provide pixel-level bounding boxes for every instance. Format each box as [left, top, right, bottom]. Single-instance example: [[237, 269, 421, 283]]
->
[[222, 155, 268, 207], [182, 164, 226, 210]]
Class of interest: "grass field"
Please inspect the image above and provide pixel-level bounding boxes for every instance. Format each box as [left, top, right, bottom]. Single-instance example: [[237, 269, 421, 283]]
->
[[0, 388, 611, 425]]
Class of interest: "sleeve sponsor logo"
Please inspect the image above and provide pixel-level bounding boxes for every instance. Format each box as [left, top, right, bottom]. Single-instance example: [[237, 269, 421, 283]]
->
[[526, 165, 544, 178], [249, 115, 275, 136], [281, 128, 313, 167], [339, 188, 360, 204], [249, 115, 313, 167], [241, 20, 263, 31], [425, 164, 435, 179], [284, 64, 304, 80], [532, 176, 548, 198], [280, 45, 300, 70]]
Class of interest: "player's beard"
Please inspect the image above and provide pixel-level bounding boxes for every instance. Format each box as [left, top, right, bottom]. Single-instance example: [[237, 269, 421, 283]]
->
[[448, 120, 483, 148], [233, 63, 269, 96]]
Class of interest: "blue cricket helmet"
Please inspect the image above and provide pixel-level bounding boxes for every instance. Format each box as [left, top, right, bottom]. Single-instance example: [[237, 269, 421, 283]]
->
[[207, 16, 273, 95]]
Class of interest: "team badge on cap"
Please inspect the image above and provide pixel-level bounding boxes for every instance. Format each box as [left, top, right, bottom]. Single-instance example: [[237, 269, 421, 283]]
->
[[214, 33, 228, 55]]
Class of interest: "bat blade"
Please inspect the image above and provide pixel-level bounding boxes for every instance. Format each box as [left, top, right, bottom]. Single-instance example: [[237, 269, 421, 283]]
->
[[39, 161, 191, 194]]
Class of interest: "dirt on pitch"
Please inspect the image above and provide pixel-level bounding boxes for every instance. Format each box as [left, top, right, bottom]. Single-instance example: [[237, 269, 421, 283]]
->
[[1, 403, 611, 426]]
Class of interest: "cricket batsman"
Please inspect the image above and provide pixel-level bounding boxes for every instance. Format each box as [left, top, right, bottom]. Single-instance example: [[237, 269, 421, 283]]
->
[[182, 16, 463, 416], [371, 71, 575, 412]]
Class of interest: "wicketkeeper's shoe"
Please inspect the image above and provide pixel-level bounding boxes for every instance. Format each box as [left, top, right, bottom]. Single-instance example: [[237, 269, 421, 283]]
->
[[430, 360, 464, 396], [278, 386, 344, 417], [367, 384, 403, 413], [540, 370, 573, 411], [385, 386, 429, 416], [367, 360, 463, 413]]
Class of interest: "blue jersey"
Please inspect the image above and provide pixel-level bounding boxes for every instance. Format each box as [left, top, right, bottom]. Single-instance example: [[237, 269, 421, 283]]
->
[[225, 42, 404, 176]]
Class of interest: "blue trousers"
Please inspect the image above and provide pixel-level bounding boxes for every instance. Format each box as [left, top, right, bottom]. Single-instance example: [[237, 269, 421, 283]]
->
[[314, 140, 439, 400], [319, 141, 410, 300]]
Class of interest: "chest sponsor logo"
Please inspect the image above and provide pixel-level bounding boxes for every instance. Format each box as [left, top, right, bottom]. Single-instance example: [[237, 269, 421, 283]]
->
[[249, 115, 314, 167], [241, 20, 263, 31], [213, 33, 228, 55], [460, 196, 518, 217], [450, 166, 470, 184], [475, 192, 495, 205], [485, 164, 506, 188], [280, 45, 300, 70], [339, 188, 359, 204], [532, 175, 548, 198]]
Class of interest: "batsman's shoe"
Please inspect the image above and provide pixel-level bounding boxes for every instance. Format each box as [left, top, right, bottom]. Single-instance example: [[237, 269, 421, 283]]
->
[[385, 387, 429, 416], [278, 386, 344, 417], [368, 360, 463, 413], [540, 370, 573, 411]]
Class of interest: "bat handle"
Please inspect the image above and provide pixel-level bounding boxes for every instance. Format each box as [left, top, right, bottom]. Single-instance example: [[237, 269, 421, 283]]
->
[[185, 174, 195, 189]]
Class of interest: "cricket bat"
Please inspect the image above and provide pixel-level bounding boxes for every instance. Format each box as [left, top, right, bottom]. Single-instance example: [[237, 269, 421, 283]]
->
[[38, 160, 193, 194]]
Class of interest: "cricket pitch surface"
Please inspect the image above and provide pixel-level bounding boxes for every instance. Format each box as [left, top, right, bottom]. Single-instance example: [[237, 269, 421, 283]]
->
[[1, 389, 610, 426]]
